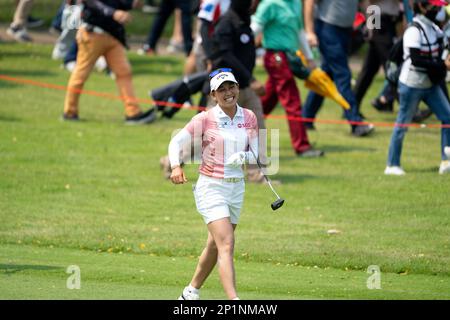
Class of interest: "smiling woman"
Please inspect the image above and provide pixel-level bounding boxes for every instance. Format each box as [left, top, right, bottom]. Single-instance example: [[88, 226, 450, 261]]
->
[[168, 68, 259, 300], [210, 69, 240, 114]]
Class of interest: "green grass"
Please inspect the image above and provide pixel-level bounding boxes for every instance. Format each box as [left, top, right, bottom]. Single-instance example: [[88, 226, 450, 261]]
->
[[2, 244, 449, 299], [1, 43, 450, 299]]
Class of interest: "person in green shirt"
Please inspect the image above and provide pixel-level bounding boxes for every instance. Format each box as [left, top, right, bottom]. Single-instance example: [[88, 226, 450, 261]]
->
[[251, 0, 324, 157]]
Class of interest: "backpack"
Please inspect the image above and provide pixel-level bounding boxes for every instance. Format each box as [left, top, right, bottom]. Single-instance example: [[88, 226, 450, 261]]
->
[[385, 22, 429, 86]]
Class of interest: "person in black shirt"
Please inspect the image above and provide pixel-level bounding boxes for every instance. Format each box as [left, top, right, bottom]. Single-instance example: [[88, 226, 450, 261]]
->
[[209, 0, 265, 129]]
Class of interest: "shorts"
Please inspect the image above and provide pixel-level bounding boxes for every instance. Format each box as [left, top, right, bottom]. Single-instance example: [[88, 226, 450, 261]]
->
[[193, 174, 245, 225]]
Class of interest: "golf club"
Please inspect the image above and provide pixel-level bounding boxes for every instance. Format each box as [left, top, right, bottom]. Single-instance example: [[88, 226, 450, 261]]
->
[[248, 146, 285, 210]]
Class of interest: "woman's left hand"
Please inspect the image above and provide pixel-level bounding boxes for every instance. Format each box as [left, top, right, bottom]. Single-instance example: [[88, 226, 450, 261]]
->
[[226, 152, 247, 168]]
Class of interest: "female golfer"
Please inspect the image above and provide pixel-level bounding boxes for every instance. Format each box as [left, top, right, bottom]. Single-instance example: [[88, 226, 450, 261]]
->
[[169, 68, 259, 300]]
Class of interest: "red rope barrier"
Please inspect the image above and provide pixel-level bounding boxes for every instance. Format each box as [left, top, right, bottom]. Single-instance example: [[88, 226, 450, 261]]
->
[[1, 74, 449, 129]]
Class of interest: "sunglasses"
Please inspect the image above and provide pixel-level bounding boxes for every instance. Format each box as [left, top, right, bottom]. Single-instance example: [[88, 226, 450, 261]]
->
[[209, 68, 233, 79]]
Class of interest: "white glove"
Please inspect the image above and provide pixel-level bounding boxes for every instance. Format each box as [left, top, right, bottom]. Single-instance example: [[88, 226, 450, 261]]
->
[[225, 151, 247, 168]]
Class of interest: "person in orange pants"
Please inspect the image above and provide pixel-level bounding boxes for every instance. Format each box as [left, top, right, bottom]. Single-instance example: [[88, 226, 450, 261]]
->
[[63, 0, 155, 124]]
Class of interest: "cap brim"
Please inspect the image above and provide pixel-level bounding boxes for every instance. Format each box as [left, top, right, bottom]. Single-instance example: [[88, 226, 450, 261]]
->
[[211, 80, 238, 92], [210, 72, 239, 92]]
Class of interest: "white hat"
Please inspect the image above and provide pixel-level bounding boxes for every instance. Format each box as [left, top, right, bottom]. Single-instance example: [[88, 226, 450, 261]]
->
[[209, 69, 238, 92]]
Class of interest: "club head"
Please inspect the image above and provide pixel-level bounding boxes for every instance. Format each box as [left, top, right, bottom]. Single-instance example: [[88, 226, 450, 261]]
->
[[271, 198, 285, 211]]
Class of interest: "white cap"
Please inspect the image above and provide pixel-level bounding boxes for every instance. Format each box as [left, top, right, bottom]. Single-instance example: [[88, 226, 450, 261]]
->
[[210, 71, 238, 92]]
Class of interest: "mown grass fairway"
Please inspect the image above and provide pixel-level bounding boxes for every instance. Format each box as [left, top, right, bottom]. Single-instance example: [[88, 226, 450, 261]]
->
[[1, 42, 449, 299]]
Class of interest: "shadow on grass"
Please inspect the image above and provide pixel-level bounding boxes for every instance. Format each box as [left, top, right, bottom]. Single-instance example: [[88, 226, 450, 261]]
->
[[0, 264, 63, 275], [0, 49, 50, 59], [319, 144, 377, 154], [275, 144, 377, 161], [411, 166, 439, 173], [133, 67, 184, 77], [0, 68, 57, 78], [271, 174, 324, 184], [130, 55, 180, 65], [0, 81, 19, 89], [0, 114, 21, 122]]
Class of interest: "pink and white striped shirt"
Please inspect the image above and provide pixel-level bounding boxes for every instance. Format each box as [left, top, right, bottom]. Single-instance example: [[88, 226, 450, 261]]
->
[[169, 105, 259, 179]]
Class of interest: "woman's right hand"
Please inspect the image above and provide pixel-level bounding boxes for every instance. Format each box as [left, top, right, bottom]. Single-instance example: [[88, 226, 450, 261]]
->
[[170, 166, 188, 184]]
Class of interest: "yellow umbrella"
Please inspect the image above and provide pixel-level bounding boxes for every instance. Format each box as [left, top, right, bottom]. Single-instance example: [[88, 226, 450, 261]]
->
[[296, 50, 350, 110]]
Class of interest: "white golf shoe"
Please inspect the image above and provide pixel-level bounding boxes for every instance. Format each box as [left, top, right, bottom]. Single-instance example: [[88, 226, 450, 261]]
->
[[384, 166, 406, 176], [439, 161, 450, 175], [178, 286, 200, 300]]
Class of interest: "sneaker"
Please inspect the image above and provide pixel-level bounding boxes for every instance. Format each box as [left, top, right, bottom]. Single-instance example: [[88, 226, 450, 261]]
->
[[64, 61, 76, 73], [137, 45, 156, 56], [304, 122, 316, 131], [167, 39, 184, 54], [27, 16, 44, 28], [352, 124, 374, 137], [384, 166, 406, 176], [439, 161, 450, 174], [6, 25, 32, 42], [297, 148, 325, 158], [178, 286, 200, 300], [95, 56, 108, 72], [371, 97, 393, 113], [61, 113, 79, 121], [125, 108, 156, 125]]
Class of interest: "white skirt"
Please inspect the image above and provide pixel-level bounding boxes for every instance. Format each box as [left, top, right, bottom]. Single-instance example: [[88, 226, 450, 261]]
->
[[193, 174, 245, 224]]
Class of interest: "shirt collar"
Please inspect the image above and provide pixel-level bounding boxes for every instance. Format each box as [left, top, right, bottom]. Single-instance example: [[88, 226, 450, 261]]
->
[[215, 104, 244, 120]]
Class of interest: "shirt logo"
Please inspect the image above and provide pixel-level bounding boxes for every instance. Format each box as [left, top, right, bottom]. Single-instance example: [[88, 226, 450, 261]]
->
[[237, 123, 251, 128], [217, 74, 229, 80], [217, 121, 228, 128]]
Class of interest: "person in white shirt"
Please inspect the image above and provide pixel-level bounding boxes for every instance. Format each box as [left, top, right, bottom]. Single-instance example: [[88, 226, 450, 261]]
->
[[385, 0, 450, 176], [170, 69, 258, 300]]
